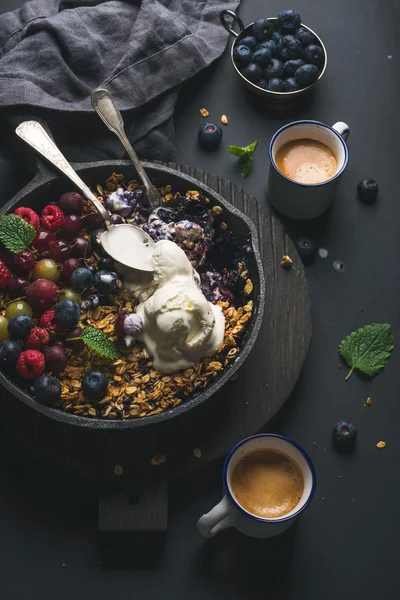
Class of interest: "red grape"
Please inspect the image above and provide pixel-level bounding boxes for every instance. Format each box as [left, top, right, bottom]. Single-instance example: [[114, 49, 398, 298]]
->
[[13, 251, 35, 273], [49, 239, 71, 262], [26, 280, 59, 311], [59, 192, 84, 215], [84, 212, 104, 231], [33, 229, 56, 255], [61, 214, 83, 238], [63, 258, 81, 280], [69, 237, 92, 258], [8, 276, 30, 299], [44, 344, 68, 373]]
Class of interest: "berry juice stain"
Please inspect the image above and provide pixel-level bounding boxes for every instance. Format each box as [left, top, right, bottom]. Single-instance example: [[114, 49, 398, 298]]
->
[[333, 260, 346, 272]]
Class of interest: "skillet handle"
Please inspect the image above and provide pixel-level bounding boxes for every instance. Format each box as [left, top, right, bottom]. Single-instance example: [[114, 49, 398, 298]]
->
[[219, 10, 245, 38]]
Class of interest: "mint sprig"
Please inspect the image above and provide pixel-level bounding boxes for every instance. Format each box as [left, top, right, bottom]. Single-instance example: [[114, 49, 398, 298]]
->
[[228, 140, 258, 178], [0, 214, 35, 254], [80, 326, 120, 360], [339, 323, 394, 380]]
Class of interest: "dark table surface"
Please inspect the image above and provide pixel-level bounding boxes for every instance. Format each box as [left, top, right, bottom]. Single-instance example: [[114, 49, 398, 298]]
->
[[0, 0, 399, 598]]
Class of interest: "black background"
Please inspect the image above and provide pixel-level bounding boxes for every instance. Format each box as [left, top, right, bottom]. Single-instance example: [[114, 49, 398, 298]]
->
[[0, 0, 399, 598]]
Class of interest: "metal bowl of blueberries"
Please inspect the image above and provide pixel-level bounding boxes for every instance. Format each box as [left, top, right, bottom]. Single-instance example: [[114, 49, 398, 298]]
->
[[220, 9, 327, 103]]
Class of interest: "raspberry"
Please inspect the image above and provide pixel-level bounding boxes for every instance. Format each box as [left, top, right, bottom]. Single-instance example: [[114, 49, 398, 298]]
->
[[42, 205, 64, 232], [14, 207, 40, 230], [24, 327, 50, 350], [0, 259, 11, 289], [16, 349, 45, 379], [40, 309, 64, 334]]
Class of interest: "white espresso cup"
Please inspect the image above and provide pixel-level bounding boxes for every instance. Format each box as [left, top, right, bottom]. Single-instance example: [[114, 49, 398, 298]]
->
[[197, 434, 316, 539], [266, 120, 350, 220]]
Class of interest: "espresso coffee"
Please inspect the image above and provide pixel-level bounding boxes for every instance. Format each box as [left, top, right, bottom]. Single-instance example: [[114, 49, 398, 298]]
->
[[275, 138, 337, 184], [231, 448, 304, 519]]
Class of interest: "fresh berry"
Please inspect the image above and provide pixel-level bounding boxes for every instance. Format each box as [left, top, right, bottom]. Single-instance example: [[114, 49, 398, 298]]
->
[[34, 375, 61, 406], [5, 300, 33, 320], [55, 300, 80, 329], [40, 309, 64, 334], [32, 258, 60, 282], [16, 349, 45, 379], [198, 123, 223, 151], [91, 228, 105, 253], [7, 276, 29, 299], [69, 236, 92, 258], [332, 421, 357, 451], [284, 77, 300, 91], [59, 288, 82, 304], [302, 44, 324, 67], [296, 27, 314, 47], [13, 251, 35, 274], [268, 78, 285, 92], [25, 327, 50, 350], [61, 214, 83, 238], [241, 62, 262, 83], [0, 316, 8, 342], [277, 35, 302, 60], [86, 265, 97, 277], [65, 326, 84, 351], [26, 280, 59, 311], [295, 237, 317, 262], [33, 229, 56, 255], [252, 18, 272, 42], [97, 257, 114, 271], [0, 259, 10, 288], [70, 267, 93, 292], [84, 212, 105, 231], [271, 31, 283, 45], [44, 344, 68, 373], [0, 339, 22, 367], [81, 371, 108, 400], [93, 271, 118, 295], [62, 258, 81, 280], [357, 179, 379, 203], [14, 207, 40, 230], [258, 40, 277, 57], [8, 315, 33, 340], [253, 47, 272, 67], [233, 44, 252, 67], [49, 239, 71, 262], [277, 9, 301, 34], [41, 204, 64, 231], [295, 64, 320, 87], [81, 293, 100, 311], [110, 214, 126, 225], [283, 58, 304, 78], [263, 58, 284, 80], [240, 35, 257, 50], [59, 192, 84, 215]]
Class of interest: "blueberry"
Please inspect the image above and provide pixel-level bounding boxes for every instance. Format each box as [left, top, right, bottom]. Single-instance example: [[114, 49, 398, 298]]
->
[[155, 207, 176, 223], [241, 62, 263, 83], [302, 44, 324, 66], [34, 374, 61, 406], [198, 123, 223, 151], [296, 26, 314, 47], [283, 58, 304, 78], [284, 77, 300, 92], [87, 265, 97, 276], [252, 18, 272, 42], [91, 228, 105, 253], [271, 31, 283, 45], [277, 35, 302, 60], [268, 78, 285, 92], [70, 267, 93, 292], [0, 339, 22, 366], [240, 35, 257, 50], [55, 300, 80, 329], [82, 370, 108, 400], [93, 271, 118, 295], [253, 47, 272, 67], [295, 237, 317, 262], [277, 9, 301, 34], [258, 78, 268, 89], [263, 58, 284, 80], [8, 315, 33, 340], [97, 257, 114, 271], [81, 293, 100, 311], [332, 421, 357, 452], [357, 179, 379, 203], [233, 44, 252, 67], [295, 64, 320, 87], [258, 40, 277, 56]]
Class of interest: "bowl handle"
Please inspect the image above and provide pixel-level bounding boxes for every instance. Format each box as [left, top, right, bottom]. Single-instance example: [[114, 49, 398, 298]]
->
[[219, 10, 245, 38]]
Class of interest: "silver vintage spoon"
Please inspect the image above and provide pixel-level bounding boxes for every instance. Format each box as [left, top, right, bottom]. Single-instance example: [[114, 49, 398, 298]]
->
[[15, 120, 155, 272]]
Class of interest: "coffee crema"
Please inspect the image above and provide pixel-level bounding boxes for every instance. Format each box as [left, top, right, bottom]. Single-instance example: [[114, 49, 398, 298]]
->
[[231, 448, 304, 519], [275, 138, 337, 184]]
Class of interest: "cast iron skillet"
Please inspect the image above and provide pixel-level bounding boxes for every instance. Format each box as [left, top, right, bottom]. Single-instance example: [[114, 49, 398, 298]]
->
[[0, 160, 265, 430]]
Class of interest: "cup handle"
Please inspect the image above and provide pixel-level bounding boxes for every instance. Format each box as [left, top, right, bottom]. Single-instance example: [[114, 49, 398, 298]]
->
[[197, 495, 237, 538], [219, 10, 245, 38], [332, 121, 350, 141]]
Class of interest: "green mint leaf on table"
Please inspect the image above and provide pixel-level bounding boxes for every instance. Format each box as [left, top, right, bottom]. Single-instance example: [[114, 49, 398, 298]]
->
[[81, 326, 120, 361], [228, 140, 258, 178], [339, 323, 394, 380], [0, 214, 35, 254]]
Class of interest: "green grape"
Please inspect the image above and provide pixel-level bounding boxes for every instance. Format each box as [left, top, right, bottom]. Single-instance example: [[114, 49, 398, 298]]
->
[[0, 316, 9, 342], [59, 288, 82, 304], [5, 300, 33, 320], [32, 258, 60, 283]]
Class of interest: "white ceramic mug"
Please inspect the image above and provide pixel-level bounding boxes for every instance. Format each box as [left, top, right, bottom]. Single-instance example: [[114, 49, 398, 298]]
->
[[197, 434, 316, 539], [266, 120, 350, 220]]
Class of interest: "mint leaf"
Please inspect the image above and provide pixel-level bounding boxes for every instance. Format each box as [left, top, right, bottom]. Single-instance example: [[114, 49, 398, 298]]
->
[[0, 214, 35, 254], [339, 323, 394, 380], [81, 326, 120, 360], [228, 140, 258, 178]]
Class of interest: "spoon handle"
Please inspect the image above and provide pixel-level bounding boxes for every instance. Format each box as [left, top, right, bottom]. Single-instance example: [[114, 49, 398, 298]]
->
[[16, 121, 111, 228], [91, 88, 161, 209]]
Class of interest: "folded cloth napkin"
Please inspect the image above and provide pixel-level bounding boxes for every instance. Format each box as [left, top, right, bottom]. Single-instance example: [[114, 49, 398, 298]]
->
[[0, 0, 239, 168]]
